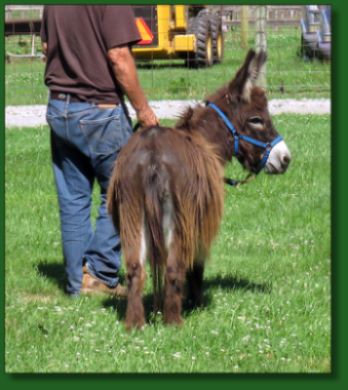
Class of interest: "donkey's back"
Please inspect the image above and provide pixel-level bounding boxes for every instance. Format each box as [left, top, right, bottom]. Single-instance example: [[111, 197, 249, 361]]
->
[[107, 125, 224, 328]]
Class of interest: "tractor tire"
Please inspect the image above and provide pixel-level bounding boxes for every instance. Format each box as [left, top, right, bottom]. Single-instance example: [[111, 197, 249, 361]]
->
[[211, 13, 224, 64], [186, 10, 213, 68]]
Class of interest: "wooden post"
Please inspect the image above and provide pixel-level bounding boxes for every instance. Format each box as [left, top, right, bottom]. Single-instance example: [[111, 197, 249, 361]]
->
[[31, 34, 36, 56], [255, 6, 267, 88], [240, 6, 249, 49]]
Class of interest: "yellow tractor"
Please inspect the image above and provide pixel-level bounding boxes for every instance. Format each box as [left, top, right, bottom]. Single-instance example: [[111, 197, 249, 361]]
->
[[131, 5, 224, 67]]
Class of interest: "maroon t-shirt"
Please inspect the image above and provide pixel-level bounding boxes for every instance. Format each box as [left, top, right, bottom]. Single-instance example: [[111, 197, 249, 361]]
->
[[40, 5, 141, 104]]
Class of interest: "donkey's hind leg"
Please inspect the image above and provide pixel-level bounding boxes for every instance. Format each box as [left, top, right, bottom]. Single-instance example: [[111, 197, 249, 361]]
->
[[163, 237, 187, 325], [186, 261, 205, 308], [124, 223, 147, 330]]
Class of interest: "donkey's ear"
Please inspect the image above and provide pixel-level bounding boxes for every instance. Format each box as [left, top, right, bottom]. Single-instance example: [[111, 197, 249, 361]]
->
[[229, 49, 267, 102]]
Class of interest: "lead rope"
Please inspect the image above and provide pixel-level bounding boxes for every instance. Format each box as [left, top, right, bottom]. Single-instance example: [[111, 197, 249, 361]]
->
[[224, 172, 256, 187], [133, 122, 141, 132]]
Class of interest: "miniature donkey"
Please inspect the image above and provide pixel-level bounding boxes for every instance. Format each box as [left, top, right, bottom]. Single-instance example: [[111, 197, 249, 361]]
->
[[107, 50, 291, 329]]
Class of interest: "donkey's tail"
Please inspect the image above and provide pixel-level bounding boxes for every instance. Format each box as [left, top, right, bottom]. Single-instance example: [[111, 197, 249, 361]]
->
[[143, 166, 167, 310]]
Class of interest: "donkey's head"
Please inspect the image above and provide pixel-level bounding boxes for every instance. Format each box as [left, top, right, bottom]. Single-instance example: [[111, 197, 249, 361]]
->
[[207, 49, 291, 174]]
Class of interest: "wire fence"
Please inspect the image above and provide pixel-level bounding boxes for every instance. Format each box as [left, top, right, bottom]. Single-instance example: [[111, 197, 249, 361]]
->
[[5, 5, 331, 108]]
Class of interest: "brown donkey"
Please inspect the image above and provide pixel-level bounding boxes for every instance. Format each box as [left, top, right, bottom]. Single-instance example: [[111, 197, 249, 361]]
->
[[107, 50, 291, 329]]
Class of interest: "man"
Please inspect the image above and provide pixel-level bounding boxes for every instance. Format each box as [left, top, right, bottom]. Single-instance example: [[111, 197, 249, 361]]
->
[[41, 5, 158, 297]]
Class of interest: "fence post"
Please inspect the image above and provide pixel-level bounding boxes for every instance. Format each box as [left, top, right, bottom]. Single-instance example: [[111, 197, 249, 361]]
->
[[240, 6, 249, 49], [31, 34, 36, 56], [255, 6, 267, 88]]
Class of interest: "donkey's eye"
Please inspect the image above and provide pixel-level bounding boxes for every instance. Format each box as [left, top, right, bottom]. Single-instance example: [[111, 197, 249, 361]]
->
[[248, 116, 264, 125], [248, 117, 264, 130]]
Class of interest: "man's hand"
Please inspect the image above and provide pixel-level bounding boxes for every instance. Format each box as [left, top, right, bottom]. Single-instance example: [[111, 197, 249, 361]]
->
[[108, 45, 159, 128], [136, 104, 159, 128], [42, 42, 47, 62]]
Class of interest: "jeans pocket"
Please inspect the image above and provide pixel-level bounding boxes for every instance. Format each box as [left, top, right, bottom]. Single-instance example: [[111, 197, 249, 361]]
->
[[46, 100, 65, 121], [46, 110, 66, 140], [80, 113, 124, 155], [46, 106, 60, 123]]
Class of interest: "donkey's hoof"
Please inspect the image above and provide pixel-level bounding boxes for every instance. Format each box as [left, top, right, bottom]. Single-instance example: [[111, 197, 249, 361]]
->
[[163, 315, 183, 326], [125, 321, 145, 331], [125, 316, 145, 331]]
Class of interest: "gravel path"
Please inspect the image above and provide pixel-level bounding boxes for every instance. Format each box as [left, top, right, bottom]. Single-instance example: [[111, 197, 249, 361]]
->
[[5, 98, 330, 128]]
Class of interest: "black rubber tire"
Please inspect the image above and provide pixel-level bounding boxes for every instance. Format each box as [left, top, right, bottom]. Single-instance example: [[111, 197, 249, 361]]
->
[[211, 13, 224, 64], [186, 10, 213, 68]]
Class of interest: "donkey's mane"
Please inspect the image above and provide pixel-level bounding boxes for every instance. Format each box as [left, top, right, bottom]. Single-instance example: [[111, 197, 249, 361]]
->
[[175, 84, 230, 131], [175, 106, 195, 130]]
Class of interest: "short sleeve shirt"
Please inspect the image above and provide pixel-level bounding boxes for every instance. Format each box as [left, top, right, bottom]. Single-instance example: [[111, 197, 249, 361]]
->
[[41, 5, 141, 104]]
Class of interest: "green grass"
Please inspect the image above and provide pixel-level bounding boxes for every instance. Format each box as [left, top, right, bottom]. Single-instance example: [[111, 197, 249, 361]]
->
[[5, 26, 330, 106], [5, 114, 330, 373]]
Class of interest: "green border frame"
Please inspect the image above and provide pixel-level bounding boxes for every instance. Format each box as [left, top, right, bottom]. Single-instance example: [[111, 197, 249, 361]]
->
[[2, 0, 347, 388]]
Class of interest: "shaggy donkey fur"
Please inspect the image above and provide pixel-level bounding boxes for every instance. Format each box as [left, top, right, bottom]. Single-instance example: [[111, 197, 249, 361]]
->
[[107, 50, 291, 328]]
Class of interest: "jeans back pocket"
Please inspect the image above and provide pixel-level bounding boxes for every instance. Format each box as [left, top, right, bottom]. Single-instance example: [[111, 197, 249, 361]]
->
[[80, 112, 124, 155]]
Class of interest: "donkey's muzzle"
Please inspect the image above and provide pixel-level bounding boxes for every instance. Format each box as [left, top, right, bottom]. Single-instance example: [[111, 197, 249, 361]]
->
[[264, 140, 291, 174]]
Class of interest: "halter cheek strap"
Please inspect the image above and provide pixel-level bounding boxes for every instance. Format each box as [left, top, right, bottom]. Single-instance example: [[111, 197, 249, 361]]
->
[[206, 101, 283, 174]]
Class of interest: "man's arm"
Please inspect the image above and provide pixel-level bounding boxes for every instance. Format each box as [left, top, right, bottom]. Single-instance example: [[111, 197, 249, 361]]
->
[[42, 42, 48, 54], [41, 42, 47, 61], [107, 45, 158, 128]]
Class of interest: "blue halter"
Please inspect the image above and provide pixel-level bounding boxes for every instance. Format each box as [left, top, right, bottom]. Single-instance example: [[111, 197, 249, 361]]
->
[[207, 101, 283, 174]]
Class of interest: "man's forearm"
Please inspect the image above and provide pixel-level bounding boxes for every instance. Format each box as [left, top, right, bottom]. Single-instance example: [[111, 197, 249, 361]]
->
[[108, 46, 149, 113], [108, 45, 158, 127]]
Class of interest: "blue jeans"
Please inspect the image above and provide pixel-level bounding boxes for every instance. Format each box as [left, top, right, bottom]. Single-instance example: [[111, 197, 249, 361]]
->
[[46, 96, 132, 295]]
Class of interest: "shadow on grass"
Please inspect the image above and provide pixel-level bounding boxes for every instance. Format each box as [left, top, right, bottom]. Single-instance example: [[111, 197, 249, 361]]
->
[[35, 263, 270, 322], [102, 289, 213, 323], [204, 274, 272, 294], [102, 273, 270, 323], [36, 261, 66, 292]]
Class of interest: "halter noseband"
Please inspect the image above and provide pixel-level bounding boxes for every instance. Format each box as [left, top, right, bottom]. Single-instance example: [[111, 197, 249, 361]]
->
[[207, 101, 283, 174]]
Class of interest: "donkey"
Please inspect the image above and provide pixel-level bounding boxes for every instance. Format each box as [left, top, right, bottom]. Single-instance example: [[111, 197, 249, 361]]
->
[[107, 50, 291, 329]]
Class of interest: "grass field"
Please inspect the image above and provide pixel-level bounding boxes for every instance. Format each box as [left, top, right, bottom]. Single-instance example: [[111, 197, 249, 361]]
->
[[5, 26, 330, 106], [5, 114, 331, 373]]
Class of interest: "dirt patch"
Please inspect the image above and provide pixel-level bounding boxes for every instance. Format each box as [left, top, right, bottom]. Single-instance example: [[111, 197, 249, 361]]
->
[[21, 293, 56, 304], [5, 99, 330, 128]]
